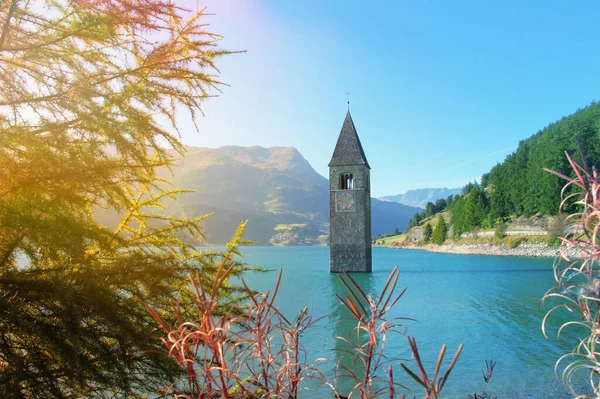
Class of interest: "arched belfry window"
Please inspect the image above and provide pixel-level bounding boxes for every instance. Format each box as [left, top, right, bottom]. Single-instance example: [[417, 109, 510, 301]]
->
[[339, 173, 354, 190]]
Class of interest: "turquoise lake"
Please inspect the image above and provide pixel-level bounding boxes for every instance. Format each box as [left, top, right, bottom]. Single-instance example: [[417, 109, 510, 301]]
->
[[226, 246, 585, 398]]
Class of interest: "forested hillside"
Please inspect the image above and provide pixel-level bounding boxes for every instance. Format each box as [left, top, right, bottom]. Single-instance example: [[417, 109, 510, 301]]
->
[[406, 102, 600, 237], [483, 102, 600, 219]]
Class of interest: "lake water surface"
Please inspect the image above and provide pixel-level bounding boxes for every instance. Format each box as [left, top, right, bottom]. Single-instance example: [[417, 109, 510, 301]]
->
[[229, 246, 582, 398]]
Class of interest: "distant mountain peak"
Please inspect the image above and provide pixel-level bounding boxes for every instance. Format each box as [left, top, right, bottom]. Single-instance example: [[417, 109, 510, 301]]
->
[[160, 145, 420, 245], [180, 145, 311, 173], [378, 187, 461, 209]]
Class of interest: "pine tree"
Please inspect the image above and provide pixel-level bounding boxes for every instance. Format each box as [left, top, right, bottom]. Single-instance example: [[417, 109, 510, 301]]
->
[[431, 215, 448, 245], [423, 223, 433, 243], [0, 1, 253, 397], [450, 195, 465, 238], [424, 202, 435, 217], [434, 198, 446, 213]]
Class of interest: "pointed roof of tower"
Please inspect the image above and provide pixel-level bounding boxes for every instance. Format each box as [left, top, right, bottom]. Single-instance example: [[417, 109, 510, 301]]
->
[[328, 111, 370, 168]]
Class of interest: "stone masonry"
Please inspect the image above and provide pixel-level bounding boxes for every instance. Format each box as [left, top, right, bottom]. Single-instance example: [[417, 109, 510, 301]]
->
[[328, 111, 372, 273]]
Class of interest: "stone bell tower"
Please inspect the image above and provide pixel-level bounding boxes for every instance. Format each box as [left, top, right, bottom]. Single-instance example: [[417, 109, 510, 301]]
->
[[328, 111, 372, 273]]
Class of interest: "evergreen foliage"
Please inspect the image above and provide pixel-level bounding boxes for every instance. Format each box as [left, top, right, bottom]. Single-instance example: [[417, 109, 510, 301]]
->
[[485, 102, 600, 219], [431, 215, 448, 245], [406, 212, 422, 232], [407, 102, 600, 237], [461, 181, 480, 195], [406, 197, 448, 231], [0, 1, 254, 397], [450, 186, 490, 238], [423, 223, 433, 243], [373, 227, 401, 240]]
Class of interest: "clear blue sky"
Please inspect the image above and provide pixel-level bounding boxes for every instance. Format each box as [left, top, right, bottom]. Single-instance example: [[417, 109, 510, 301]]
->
[[177, 0, 600, 197]]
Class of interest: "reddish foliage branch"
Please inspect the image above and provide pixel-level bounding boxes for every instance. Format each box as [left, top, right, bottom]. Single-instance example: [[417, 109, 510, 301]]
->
[[543, 144, 600, 396]]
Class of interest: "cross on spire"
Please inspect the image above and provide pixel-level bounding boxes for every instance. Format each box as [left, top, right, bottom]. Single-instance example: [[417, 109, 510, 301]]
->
[[346, 92, 350, 110]]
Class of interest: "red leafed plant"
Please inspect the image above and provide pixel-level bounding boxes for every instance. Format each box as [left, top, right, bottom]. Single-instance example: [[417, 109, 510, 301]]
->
[[147, 255, 323, 398], [542, 143, 600, 397], [148, 259, 463, 398], [333, 266, 413, 398], [400, 337, 463, 399]]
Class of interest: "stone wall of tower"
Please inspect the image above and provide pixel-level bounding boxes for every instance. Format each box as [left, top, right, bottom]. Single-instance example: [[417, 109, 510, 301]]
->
[[329, 164, 372, 272]]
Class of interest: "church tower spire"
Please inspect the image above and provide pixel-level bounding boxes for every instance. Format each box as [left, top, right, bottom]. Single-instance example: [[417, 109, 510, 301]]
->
[[329, 111, 370, 168], [328, 111, 372, 273]]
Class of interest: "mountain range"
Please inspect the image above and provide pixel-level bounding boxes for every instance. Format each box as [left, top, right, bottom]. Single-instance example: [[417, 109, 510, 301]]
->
[[160, 146, 422, 245], [378, 187, 461, 209]]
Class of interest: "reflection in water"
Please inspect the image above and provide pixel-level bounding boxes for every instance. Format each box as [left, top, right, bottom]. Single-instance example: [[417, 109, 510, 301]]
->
[[233, 246, 588, 398], [467, 272, 587, 395], [328, 272, 375, 397]]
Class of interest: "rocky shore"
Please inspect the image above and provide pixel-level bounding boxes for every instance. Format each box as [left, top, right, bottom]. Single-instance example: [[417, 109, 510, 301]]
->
[[392, 242, 561, 257]]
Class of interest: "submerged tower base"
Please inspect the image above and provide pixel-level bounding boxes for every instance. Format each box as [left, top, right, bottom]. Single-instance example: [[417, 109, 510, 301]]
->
[[328, 111, 372, 273], [329, 244, 372, 273]]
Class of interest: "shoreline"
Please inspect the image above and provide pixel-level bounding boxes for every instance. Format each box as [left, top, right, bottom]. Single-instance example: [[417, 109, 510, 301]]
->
[[389, 242, 560, 258]]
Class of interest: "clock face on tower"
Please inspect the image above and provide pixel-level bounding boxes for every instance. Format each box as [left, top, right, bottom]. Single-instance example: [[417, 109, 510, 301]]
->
[[335, 191, 355, 212]]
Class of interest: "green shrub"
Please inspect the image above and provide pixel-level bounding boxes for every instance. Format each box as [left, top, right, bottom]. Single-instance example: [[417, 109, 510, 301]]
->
[[494, 221, 507, 240], [481, 216, 493, 230], [545, 235, 561, 247], [546, 214, 565, 247], [506, 236, 526, 249]]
